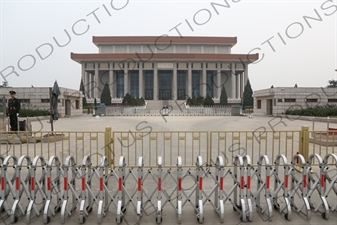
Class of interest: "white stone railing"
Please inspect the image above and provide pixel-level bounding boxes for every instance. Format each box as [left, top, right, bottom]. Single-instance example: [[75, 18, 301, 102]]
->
[[111, 98, 123, 103]]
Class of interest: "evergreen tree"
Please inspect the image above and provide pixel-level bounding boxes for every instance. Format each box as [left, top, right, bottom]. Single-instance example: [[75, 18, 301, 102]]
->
[[122, 93, 145, 106], [196, 95, 204, 106], [186, 97, 193, 106], [219, 86, 228, 106], [122, 93, 133, 105], [79, 79, 87, 107], [100, 82, 111, 105], [203, 94, 214, 106], [327, 79, 337, 88], [135, 97, 145, 106], [242, 79, 253, 109], [140, 97, 145, 106]]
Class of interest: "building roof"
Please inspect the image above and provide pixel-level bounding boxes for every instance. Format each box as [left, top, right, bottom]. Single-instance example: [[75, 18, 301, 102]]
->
[[93, 36, 237, 46], [71, 53, 259, 64]]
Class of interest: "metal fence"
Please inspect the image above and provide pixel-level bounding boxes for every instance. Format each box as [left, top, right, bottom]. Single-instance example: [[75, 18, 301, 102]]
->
[[99, 105, 232, 116], [209, 130, 301, 167], [112, 131, 209, 167], [1, 126, 337, 167], [0, 130, 110, 166]]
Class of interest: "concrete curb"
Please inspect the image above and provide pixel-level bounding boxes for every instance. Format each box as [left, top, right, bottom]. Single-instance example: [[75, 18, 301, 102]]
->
[[272, 114, 337, 123]]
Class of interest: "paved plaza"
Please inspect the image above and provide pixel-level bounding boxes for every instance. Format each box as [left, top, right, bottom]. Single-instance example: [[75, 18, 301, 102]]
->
[[31, 114, 329, 132], [2, 115, 336, 225]]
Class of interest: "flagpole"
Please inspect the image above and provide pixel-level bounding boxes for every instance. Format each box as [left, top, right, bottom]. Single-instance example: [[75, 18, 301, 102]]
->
[[49, 87, 54, 134]]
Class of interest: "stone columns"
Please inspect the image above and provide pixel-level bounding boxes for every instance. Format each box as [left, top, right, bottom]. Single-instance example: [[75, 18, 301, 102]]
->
[[154, 63, 158, 100], [109, 62, 113, 99], [236, 73, 240, 99], [187, 62, 192, 98], [244, 63, 248, 87], [231, 63, 236, 99], [217, 62, 221, 98], [90, 73, 94, 99], [81, 62, 88, 98], [124, 64, 128, 95], [202, 62, 207, 96], [139, 63, 143, 98], [173, 63, 177, 100], [240, 73, 244, 98], [94, 62, 99, 101]]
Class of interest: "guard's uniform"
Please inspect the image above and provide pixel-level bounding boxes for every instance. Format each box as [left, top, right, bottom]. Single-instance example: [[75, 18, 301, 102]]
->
[[8, 97, 20, 131]]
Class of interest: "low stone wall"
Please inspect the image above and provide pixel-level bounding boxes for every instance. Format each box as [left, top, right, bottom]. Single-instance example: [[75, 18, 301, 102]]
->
[[275, 114, 337, 123]]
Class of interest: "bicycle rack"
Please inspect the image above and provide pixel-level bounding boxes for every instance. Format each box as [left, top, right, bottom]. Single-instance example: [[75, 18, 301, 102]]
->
[[61, 156, 79, 223], [272, 154, 292, 220], [251, 155, 273, 221], [43, 156, 62, 224], [307, 153, 329, 220], [0, 156, 18, 222], [289, 154, 311, 220]]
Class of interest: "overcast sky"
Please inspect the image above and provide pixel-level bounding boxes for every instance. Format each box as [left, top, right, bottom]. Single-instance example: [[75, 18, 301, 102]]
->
[[0, 0, 336, 92]]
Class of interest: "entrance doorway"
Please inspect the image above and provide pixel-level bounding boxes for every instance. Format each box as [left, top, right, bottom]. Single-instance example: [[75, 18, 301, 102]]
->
[[65, 100, 71, 116], [145, 89, 153, 100], [266, 99, 273, 115], [158, 70, 172, 100]]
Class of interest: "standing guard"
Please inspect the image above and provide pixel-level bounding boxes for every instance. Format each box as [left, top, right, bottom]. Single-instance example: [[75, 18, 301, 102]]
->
[[8, 90, 20, 131]]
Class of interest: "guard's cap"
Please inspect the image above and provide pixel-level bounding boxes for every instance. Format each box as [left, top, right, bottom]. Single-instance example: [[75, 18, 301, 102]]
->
[[9, 90, 16, 94]]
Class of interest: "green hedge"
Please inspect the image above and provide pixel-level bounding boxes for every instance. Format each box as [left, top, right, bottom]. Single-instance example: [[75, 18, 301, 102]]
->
[[286, 105, 337, 117], [18, 109, 50, 117]]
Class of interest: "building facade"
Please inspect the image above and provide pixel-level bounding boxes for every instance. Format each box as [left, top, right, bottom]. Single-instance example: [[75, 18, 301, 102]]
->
[[253, 87, 337, 116], [0, 87, 83, 118], [71, 36, 258, 103]]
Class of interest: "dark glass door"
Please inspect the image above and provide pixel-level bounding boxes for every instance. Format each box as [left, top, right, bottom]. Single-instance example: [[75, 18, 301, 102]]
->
[[158, 70, 172, 100]]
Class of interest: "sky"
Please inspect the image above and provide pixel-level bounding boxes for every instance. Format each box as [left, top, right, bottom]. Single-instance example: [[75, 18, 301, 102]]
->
[[0, 0, 336, 92]]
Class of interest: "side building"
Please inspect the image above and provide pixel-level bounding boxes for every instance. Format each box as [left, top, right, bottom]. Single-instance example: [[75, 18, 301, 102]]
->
[[253, 87, 337, 116], [0, 87, 83, 117], [71, 36, 258, 104]]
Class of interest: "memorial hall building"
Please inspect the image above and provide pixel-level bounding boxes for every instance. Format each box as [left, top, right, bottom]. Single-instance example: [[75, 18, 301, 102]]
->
[[71, 36, 258, 104]]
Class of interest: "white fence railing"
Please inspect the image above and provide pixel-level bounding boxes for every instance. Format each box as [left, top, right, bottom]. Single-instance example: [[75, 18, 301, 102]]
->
[[98, 106, 233, 116]]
